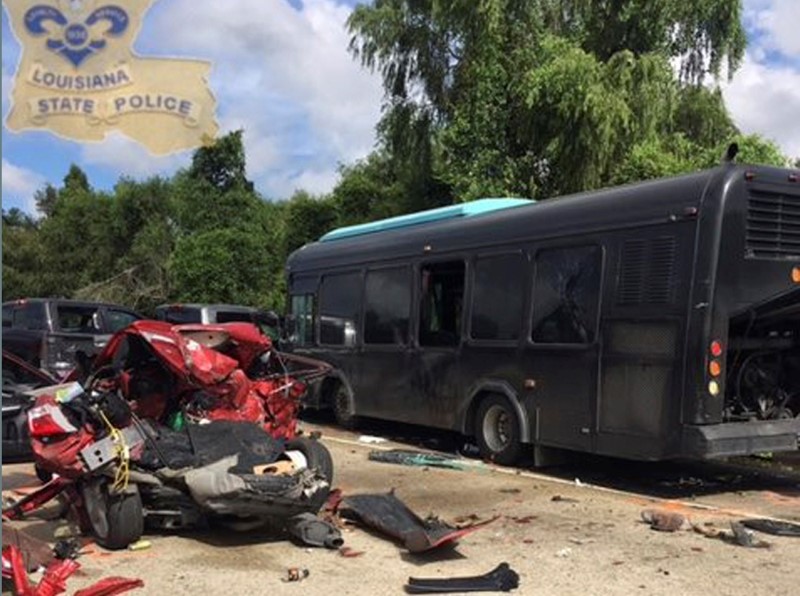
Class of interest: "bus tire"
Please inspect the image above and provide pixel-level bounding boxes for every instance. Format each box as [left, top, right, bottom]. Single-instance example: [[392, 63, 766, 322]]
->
[[475, 394, 522, 466], [332, 383, 358, 430]]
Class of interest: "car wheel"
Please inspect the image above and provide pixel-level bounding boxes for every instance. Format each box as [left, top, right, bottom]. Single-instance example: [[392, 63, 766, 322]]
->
[[331, 383, 358, 430], [475, 395, 522, 466], [82, 481, 144, 550], [285, 437, 333, 512], [286, 436, 334, 484]]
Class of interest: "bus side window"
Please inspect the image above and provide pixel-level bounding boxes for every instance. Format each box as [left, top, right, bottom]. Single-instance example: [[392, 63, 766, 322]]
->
[[364, 267, 411, 345], [471, 254, 525, 341], [419, 261, 465, 347], [290, 294, 315, 346], [532, 246, 602, 344], [319, 272, 361, 347]]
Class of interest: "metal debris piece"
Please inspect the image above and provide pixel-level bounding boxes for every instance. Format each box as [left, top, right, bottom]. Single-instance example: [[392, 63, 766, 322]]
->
[[551, 495, 579, 503], [405, 562, 519, 594], [284, 568, 310, 582], [729, 522, 771, 548], [741, 518, 800, 537], [693, 521, 772, 548], [640, 509, 689, 532]]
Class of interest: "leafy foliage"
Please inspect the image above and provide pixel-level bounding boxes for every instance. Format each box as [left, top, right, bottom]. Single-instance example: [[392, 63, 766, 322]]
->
[[1, 2, 791, 315], [345, 0, 767, 202]]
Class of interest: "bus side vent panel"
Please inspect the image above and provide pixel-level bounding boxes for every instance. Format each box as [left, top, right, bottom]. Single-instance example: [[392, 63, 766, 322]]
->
[[600, 321, 678, 437], [746, 190, 800, 259], [616, 237, 677, 305]]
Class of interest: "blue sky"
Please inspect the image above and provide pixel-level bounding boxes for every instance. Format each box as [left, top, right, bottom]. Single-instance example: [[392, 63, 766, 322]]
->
[[3, 0, 800, 214]]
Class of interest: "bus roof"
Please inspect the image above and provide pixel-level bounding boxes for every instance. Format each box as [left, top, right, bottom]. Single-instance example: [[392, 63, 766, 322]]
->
[[320, 198, 533, 242], [287, 165, 794, 274]]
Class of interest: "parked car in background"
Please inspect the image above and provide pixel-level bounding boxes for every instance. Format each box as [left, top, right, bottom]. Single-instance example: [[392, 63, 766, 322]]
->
[[155, 303, 284, 343], [2, 298, 142, 379], [2, 350, 57, 462]]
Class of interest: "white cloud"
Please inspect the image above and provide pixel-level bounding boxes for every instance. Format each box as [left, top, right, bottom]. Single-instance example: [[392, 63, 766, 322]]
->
[[79, 132, 190, 178], [271, 165, 341, 199], [745, 0, 800, 58], [723, 55, 800, 159], [721, 1, 800, 159], [1, 158, 46, 212], [143, 0, 382, 198]]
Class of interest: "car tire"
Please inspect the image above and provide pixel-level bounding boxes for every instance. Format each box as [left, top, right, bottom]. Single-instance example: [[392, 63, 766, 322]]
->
[[331, 383, 358, 430], [475, 394, 523, 466], [286, 437, 334, 484], [83, 481, 144, 550], [285, 437, 333, 512]]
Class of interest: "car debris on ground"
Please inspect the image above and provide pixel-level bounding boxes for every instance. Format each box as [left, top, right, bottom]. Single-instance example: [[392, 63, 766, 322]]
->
[[2, 538, 144, 596], [341, 491, 497, 553], [367, 449, 468, 470], [640, 508, 690, 532], [405, 562, 519, 594], [740, 518, 800, 537], [692, 521, 772, 548]]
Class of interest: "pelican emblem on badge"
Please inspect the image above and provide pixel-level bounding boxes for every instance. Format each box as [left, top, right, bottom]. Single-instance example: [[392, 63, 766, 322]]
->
[[24, 4, 129, 68]]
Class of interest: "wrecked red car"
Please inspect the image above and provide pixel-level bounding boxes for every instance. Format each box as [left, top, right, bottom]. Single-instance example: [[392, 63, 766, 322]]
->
[[7, 321, 337, 550], [87, 320, 328, 439]]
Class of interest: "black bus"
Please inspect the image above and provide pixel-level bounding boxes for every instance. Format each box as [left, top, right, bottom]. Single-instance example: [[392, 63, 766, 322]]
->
[[285, 163, 800, 464]]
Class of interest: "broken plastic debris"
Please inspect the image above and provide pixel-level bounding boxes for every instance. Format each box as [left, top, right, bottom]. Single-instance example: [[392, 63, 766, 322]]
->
[[405, 562, 519, 594], [127, 540, 151, 551], [343, 492, 496, 553], [358, 435, 388, 444], [338, 546, 365, 558], [368, 449, 466, 470], [555, 547, 572, 558]]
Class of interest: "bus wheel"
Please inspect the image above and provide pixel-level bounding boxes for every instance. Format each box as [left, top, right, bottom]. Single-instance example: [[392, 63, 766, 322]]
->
[[332, 383, 358, 430], [475, 395, 522, 466]]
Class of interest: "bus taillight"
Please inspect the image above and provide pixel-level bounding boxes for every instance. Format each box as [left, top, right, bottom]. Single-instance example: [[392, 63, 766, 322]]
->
[[708, 360, 722, 377], [710, 340, 723, 358]]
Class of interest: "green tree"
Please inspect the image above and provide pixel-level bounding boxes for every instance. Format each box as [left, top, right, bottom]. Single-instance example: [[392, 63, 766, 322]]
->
[[188, 130, 252, 193], [168, 227, 272, 307], [283, 191, 339, 254], [35, 166, 117, 297], [346, 0, 763, 203], [2, 209, 43, 300]]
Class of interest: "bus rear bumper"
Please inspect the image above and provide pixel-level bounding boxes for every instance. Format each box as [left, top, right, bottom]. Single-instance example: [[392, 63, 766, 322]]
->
[[681, 419, 800, 459]]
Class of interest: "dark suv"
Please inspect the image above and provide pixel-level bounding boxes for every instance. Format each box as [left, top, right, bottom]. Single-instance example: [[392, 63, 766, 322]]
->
[[2, 299, 141, 378]]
